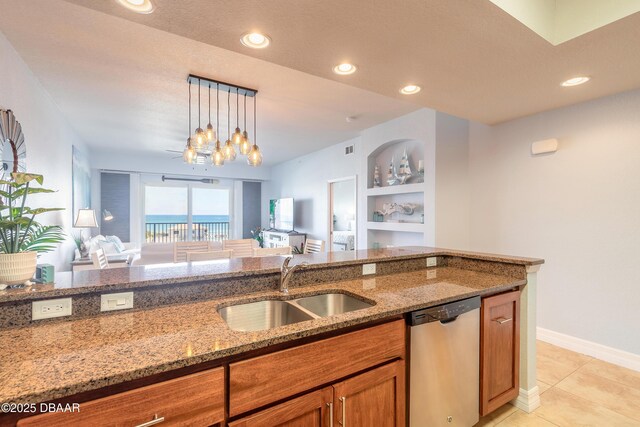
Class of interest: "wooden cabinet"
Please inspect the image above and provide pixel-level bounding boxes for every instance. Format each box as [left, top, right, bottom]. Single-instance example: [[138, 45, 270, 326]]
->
[[229, 387, 333, 427], [17, 368, 225, 427], [229, 320, 405, 417], [231, 361, 405, 427], [480, 290, 521, 416], [333, 361, 405, 427]]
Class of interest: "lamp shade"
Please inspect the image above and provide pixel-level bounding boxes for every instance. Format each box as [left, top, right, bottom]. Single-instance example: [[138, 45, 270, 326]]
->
[[74, 209, 98, 228], [102, 209, 114, 222]]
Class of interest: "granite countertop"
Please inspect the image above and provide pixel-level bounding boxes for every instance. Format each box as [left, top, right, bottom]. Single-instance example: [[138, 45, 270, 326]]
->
[[0, 247, 542, 303], [0, 266, 526, 405]]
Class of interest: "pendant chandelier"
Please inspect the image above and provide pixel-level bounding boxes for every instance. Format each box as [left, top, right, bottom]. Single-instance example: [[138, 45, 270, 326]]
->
[[182, 74, 262, 167]]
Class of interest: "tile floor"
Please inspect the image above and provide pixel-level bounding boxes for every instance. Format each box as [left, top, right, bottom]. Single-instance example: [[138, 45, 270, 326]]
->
[[475, 341, 640, 426]]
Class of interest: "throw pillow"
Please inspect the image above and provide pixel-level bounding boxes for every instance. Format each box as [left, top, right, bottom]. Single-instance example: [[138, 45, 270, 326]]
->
[[98, 241, 119, 255], [106, 235, 126, 253]]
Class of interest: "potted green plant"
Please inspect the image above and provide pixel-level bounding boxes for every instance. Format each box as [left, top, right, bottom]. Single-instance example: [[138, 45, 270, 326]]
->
[[0, 173, 65, 286], [250, 226, 264, 248]]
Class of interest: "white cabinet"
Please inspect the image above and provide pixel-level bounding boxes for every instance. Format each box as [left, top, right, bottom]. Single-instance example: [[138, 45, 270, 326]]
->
[[262, 231, 306, 252]]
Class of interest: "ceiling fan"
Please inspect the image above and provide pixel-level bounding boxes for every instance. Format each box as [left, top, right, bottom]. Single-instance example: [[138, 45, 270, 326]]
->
[[165, 149, 208, 164]]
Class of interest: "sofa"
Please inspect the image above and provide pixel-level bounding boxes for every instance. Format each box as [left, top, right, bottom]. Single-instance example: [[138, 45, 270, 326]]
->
[[85, 235, 140, 262]]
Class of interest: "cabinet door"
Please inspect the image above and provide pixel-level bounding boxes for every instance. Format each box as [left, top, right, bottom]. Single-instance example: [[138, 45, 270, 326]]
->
[[480, 290, 521, 415], [229, 387, 333, 427], [332, 361, 405, 427]]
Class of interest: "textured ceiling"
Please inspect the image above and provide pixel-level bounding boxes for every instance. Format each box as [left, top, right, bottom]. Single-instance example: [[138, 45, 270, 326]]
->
[[61, 0, 640, 125], [0, 0, 417, 166]]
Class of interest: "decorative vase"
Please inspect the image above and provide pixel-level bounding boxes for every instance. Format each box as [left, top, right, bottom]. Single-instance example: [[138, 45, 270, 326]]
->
[[373, 164, 381, 187], [0, 252, 37, 286]]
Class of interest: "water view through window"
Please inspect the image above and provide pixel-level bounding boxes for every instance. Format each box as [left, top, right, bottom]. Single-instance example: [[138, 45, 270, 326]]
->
[[144, 185, 230, 243]]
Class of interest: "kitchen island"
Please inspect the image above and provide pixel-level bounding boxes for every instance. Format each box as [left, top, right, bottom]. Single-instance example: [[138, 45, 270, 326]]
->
[[0, 247, 543, 426]]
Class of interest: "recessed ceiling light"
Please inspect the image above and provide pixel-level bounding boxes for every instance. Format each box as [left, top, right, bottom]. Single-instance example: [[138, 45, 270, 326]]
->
[[333, 63, 357, 75], [240, 32, 271, 49], [400, 85, 421, 95], [561, 76, 590, 87], [115, 0, 154, 14]]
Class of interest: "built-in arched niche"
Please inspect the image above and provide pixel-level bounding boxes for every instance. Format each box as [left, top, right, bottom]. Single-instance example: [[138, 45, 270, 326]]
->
[[366, 138, 424, 189]]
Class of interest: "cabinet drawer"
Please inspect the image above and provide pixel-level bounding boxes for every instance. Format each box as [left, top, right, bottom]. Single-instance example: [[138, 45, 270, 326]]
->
[[18, 367, 225, 427], [229, 319, 405, 417]]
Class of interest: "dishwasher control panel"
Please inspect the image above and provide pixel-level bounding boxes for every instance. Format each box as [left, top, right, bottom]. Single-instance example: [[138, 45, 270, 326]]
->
[[410, 296, 480, 325]]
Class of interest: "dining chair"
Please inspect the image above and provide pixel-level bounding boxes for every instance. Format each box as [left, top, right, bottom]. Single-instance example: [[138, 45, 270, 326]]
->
[[186, 250, 233, 261]]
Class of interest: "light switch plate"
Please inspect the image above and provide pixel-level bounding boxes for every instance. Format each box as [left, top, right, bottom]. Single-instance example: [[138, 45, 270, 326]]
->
[[426, 257, 437, 267], [100, 292, 134, 312], [362, 263, 376, 275], [32, 298, 72, 320]]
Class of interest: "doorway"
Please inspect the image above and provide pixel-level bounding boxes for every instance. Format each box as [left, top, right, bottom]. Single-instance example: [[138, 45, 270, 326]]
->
[[328, 176, 357, 252]]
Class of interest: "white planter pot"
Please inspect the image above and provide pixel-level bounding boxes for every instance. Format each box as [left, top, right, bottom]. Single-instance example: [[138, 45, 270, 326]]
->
[[0, 252, 37, 285]]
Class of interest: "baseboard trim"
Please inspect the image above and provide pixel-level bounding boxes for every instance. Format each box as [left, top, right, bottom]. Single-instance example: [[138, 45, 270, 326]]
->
[[511, 386, 540, 413], [537, 327, 640, 372]]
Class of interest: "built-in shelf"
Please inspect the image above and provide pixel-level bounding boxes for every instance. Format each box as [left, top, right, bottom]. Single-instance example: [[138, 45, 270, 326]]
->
[[366, 182, 425, 197], [366, 221, 424, 233]]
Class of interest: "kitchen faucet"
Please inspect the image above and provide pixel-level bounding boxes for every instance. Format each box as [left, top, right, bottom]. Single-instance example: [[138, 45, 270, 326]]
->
[[280, 256, 308, 294]]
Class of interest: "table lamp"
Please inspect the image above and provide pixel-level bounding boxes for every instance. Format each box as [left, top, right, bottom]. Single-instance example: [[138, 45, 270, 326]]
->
[[74, 209, 98, 257]]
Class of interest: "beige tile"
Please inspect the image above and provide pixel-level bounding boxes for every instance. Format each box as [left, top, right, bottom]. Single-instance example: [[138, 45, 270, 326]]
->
[[537, 341, 592, 385], [536, 387, 639, 427], [579, 359, 640, 391], [475, 404, 518, 426], [538, 380, 552, 395], [496, 410, 557, 426], [556, 369, 640, 422]]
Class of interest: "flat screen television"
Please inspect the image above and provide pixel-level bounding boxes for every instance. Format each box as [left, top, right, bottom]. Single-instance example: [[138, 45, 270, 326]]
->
[[269, 198, 294, 231]]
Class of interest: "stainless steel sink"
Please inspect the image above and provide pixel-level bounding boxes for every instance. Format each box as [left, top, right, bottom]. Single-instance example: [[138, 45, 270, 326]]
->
[[218, 300, 314, 332], [295, 293, 374, 317]]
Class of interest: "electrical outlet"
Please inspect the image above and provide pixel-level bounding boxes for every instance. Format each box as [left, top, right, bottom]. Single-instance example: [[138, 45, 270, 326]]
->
[[426, 257, 437, 267], [100, 292, 134, 312], [32, 298, 72, 320], [362, 263, 376, 275]]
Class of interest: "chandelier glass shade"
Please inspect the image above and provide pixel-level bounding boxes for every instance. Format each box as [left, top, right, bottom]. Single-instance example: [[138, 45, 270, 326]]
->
[[184, 75, 261, 167], [239, 94, 251, 155], [212, 141, 225, 166], [182, 81, 196, 164], [247, 95, 262, 166]]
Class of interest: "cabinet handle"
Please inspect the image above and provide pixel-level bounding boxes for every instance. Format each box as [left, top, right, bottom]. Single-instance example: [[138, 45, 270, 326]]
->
[[495, 317, 512, 324], [327, 402, 334, 427], [135, 414, 164, 427], [340, 396, 346, 427]]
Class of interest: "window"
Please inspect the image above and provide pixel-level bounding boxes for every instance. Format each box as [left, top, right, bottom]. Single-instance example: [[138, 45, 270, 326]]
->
[[192, 187, 231, 242], [144, 184, 231, 243]]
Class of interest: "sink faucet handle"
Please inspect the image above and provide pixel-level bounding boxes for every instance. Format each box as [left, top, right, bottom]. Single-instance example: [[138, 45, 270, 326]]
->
[[282, 256, 293, 270]]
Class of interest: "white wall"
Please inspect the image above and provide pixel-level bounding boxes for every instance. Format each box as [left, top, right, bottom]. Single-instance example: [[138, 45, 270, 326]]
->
[[263, 137, 361, 243], [468, 89, 640, 355], [435, 112, 470, 249], [0, 31, 87, 271], [263, 109, 471, 250]]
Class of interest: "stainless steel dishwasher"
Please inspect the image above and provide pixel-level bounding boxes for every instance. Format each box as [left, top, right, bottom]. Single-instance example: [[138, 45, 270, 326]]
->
[[409, 296, 481, 427]]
